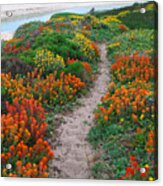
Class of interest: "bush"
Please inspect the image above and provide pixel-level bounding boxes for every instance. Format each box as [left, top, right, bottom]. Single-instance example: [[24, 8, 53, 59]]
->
[[87, 15, 128, 42], [90, 24, 122, 42], [50, 12, 82, 19], [108, 29, 155, 60], [64, 62, 83, 76], [31, 31, 85, 61], [1, 57, 34, 77], [93, 1, 157, 18], [88, 54, 157, 180], [1, 98, 54, 177], [18, 49, 36, 66], [2, 38, 31, 56], [72, 33, 99, 62], [111, 55, 154, 84], [93, 2, 157, 30], [118, 10, 157, 30], [2, 71, 85, 107], [1, 85, 8, 114], [88, 85, 156, 179], [64, 62, 91, 83], [34, 49, 65, 75], [14, 21, 44, 38]]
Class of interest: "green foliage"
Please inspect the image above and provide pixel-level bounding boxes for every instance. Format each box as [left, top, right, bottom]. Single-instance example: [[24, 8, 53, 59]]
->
[[1, 85, 6, 96], [1, 85, 12, 114], [34, 49, 65, 75], [88, 4, 157, 179], [93, 1, 157, 18], [119, 10, 157, 30], [1, 0, 158, 180], [88, 121, 149, 178], [1, 57, 34, 77], [91, 162, 114, 179], [90, 23, 121, 42], [93, 2, 157, 30], [64, 62, 91, 83], [14, 21, 44, 38], [18, 49, 36, 65], [64, 62, 83, 76], [108, 29, 155, 60], [31, 31, 84, 61], [50, 12, 82, 19]]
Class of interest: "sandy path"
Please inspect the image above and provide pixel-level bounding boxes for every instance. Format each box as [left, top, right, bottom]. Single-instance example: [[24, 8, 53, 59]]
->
[[49, 44, 110, 179]]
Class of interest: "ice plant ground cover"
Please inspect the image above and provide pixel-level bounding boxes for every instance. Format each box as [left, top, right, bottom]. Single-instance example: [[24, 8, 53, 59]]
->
[[1, 1, 157, 180]]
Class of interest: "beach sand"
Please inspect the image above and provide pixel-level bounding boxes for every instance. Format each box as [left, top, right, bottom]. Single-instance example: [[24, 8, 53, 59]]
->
[[0, 3, 76, 40], [0, 1, 139, 40], [0, 3, 84, 40]]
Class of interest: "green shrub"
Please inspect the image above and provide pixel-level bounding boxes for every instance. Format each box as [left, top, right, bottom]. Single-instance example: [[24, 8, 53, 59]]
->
[[50, 12, 82, 19], [1, 57, 34, 77], [93, 1, 157, 18], [14, 21, 44, 38], [90, 23, 122, 42], [93, 2, 157, 30], [72, 33, 99, 63], [108, 29, 155, 60], [34, 49, 65, 75], [64, 62, 83, 75], [64, 62, 90, 83], [18, 49, 36, 66], [118, 10, 157, 30], [88, 121, 148, 179], [1, 85, 7, 114], [31, 31, 84, 61], [88, 84, 156, 179]]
